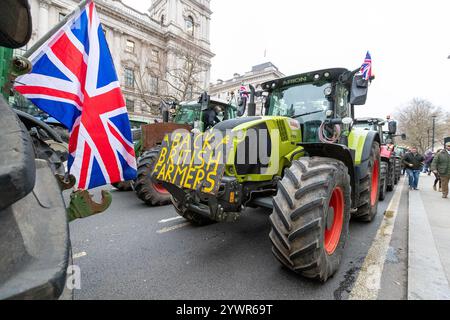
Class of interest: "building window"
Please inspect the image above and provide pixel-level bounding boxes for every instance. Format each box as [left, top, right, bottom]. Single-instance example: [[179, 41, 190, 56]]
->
[[161, 15, 165, 26], [126, 99, 135, 112], [59, 12, 66, 22], [124, 68, 135, 88], [150, 76, 159, 94], [186, 16, 194, 36], [151, 50, 159, 62], [126, 40, 135, 53]]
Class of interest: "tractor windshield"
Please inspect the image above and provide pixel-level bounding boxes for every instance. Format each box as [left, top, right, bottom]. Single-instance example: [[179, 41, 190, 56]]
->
[[268, 83, 330, 120], [173, 103, 201, 125]]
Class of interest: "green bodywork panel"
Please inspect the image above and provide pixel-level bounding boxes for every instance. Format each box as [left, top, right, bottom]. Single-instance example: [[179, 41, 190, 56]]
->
[[224, 116, 303, 183], [0, 47, 13, 99], [348, 128, 370, 165]]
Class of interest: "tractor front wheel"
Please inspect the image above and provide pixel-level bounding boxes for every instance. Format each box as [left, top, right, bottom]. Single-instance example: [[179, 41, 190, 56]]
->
[[269, 157, 351, 282], [134, 146, 171, 206]]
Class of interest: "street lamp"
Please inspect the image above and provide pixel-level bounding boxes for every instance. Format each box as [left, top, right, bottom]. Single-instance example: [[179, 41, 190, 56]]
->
[[432, 115, 437, 152]]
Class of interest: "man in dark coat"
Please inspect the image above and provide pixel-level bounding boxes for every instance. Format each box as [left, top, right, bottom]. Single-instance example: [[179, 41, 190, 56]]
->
[[403, 147, 425, 190], [431, 142, 450, 199]]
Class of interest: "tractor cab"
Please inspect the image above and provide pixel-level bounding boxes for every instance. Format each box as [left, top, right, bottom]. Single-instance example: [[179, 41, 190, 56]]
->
[[173, 98, 237, 130], [354, 118, 386, 141], [260, 68, 369, 143]]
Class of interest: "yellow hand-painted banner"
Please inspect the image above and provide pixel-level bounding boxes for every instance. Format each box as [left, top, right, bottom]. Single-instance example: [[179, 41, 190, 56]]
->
[[152, 130, 232, 195]]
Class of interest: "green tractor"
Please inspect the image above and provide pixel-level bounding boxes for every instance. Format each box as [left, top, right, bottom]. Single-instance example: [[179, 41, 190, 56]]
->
[[153, 67, 381, 281], [134, 94, 239, 206], [354, 118, 406, 200]]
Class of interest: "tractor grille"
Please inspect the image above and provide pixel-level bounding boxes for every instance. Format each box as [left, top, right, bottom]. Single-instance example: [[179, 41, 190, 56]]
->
[[276, 119, 289, 142]]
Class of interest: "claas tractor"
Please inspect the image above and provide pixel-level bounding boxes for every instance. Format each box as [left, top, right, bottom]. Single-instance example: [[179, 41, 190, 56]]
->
[[353, 117, 403, 200], [152, 67, 381, 281], [134, 95, 238, 206]]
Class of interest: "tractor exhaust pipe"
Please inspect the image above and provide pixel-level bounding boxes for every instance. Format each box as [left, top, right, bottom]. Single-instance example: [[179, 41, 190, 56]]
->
[[247, 84, 256, 117], [162, 110, 169, 123]]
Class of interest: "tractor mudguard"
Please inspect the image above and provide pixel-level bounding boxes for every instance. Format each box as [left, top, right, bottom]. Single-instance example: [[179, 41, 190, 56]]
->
[[352, 130, 381, 183], [0, 160, 70, 300], [0, 97, 35, 211], [298, 143, 357, 205]]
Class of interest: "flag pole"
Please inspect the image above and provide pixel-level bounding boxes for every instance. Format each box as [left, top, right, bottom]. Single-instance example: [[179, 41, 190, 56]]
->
[[23, 0, 91, 59]]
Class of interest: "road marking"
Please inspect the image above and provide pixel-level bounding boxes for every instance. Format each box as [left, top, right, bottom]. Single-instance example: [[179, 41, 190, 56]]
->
[[73, 252, 87, 260], [349, 179, 406, 300], [158, 216, 184, 224], [157, 222, 191, 234]]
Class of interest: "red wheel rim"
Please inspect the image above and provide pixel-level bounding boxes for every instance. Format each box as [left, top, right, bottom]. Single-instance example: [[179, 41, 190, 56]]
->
[[153, 183, 169, 194], [325, 187, 344, 255], [370, 160, 380, 207]]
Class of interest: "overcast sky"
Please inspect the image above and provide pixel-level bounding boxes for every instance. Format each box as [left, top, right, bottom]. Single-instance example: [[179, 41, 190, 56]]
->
[[124, 0, 450, 118]]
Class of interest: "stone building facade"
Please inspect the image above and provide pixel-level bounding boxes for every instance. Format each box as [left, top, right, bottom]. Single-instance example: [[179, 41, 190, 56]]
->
[[209, 62, 284, 115], [26, 0, 214, 125]]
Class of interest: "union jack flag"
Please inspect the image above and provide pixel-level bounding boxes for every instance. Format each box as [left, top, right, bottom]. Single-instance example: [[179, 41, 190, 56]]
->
[[359, 51, 372, 81], [239, 84, 248, 98], [15, 1, 137, 190]]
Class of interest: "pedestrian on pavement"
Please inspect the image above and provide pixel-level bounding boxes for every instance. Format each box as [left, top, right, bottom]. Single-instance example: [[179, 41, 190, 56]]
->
[[431, 150, 442, 192], [403, 147, 425, 190], [401, 148, 411, 176], [431, 143, 450, 199], [423, 150, 434, 175]]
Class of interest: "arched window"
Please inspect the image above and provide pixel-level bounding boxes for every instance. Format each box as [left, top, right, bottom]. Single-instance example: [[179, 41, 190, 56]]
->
[[186, 16, 194, 36]]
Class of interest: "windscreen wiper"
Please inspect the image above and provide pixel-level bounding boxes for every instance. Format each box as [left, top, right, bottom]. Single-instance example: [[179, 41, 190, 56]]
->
[[293, 110, 323, 118]]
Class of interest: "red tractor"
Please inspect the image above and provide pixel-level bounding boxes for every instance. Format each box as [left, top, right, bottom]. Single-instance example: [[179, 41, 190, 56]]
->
[[354, 118, 404, 200]]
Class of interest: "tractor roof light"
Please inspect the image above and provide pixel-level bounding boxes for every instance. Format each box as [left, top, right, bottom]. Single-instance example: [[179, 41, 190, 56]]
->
[[314, 74, 320, 81], [324, 72, 330, 78]]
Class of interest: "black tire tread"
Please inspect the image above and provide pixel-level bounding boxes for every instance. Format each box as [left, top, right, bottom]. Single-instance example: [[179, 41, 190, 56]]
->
[[134, 146, 171, 206], [269, 157, 351, 282]]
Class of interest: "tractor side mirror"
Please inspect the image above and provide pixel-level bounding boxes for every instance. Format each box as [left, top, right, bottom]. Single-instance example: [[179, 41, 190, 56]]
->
[[237, 96, 247, 117], [198, 92, 210, 111], [401, 133, 407, 141], [388, 121, 397, 135], [0, 0, 32, 48], [350, 74, 369, 105]]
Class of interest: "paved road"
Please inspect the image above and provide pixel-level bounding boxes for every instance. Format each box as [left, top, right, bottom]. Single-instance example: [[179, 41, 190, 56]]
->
[[69, 179, 408, 300]]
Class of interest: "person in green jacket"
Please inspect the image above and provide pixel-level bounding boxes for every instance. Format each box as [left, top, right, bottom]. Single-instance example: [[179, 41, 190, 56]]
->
[[431, 142, 450, 199]]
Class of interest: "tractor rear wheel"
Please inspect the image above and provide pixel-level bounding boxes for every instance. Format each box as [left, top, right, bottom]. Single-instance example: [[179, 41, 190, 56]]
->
[[394, 158, 401, 184], [134, 146, 171, 206], [354, 142, 381, 222], [112, 181, 134, 192], [379, 161, 388, 201], [386, 159, 395, 192], [269, 157, 351, 282]]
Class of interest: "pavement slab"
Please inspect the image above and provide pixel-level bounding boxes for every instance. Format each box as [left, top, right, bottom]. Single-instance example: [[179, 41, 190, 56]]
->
[[408, 174, 450, 300]]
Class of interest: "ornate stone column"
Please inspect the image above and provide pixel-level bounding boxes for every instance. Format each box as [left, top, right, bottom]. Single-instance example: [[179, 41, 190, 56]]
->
[[38, 0, 52, 38]]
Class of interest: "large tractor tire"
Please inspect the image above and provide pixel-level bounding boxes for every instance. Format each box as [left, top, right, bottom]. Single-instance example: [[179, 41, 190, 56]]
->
[[134, 146, 171, 206], [112, 181, 134, 192], [269, 157, 351, 282], [354, 142, 381, 222], [394, 158, 401, 184], [379, 161, 388, 201], [171, 196, 215, 226], [386, 159, 395, 192]]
